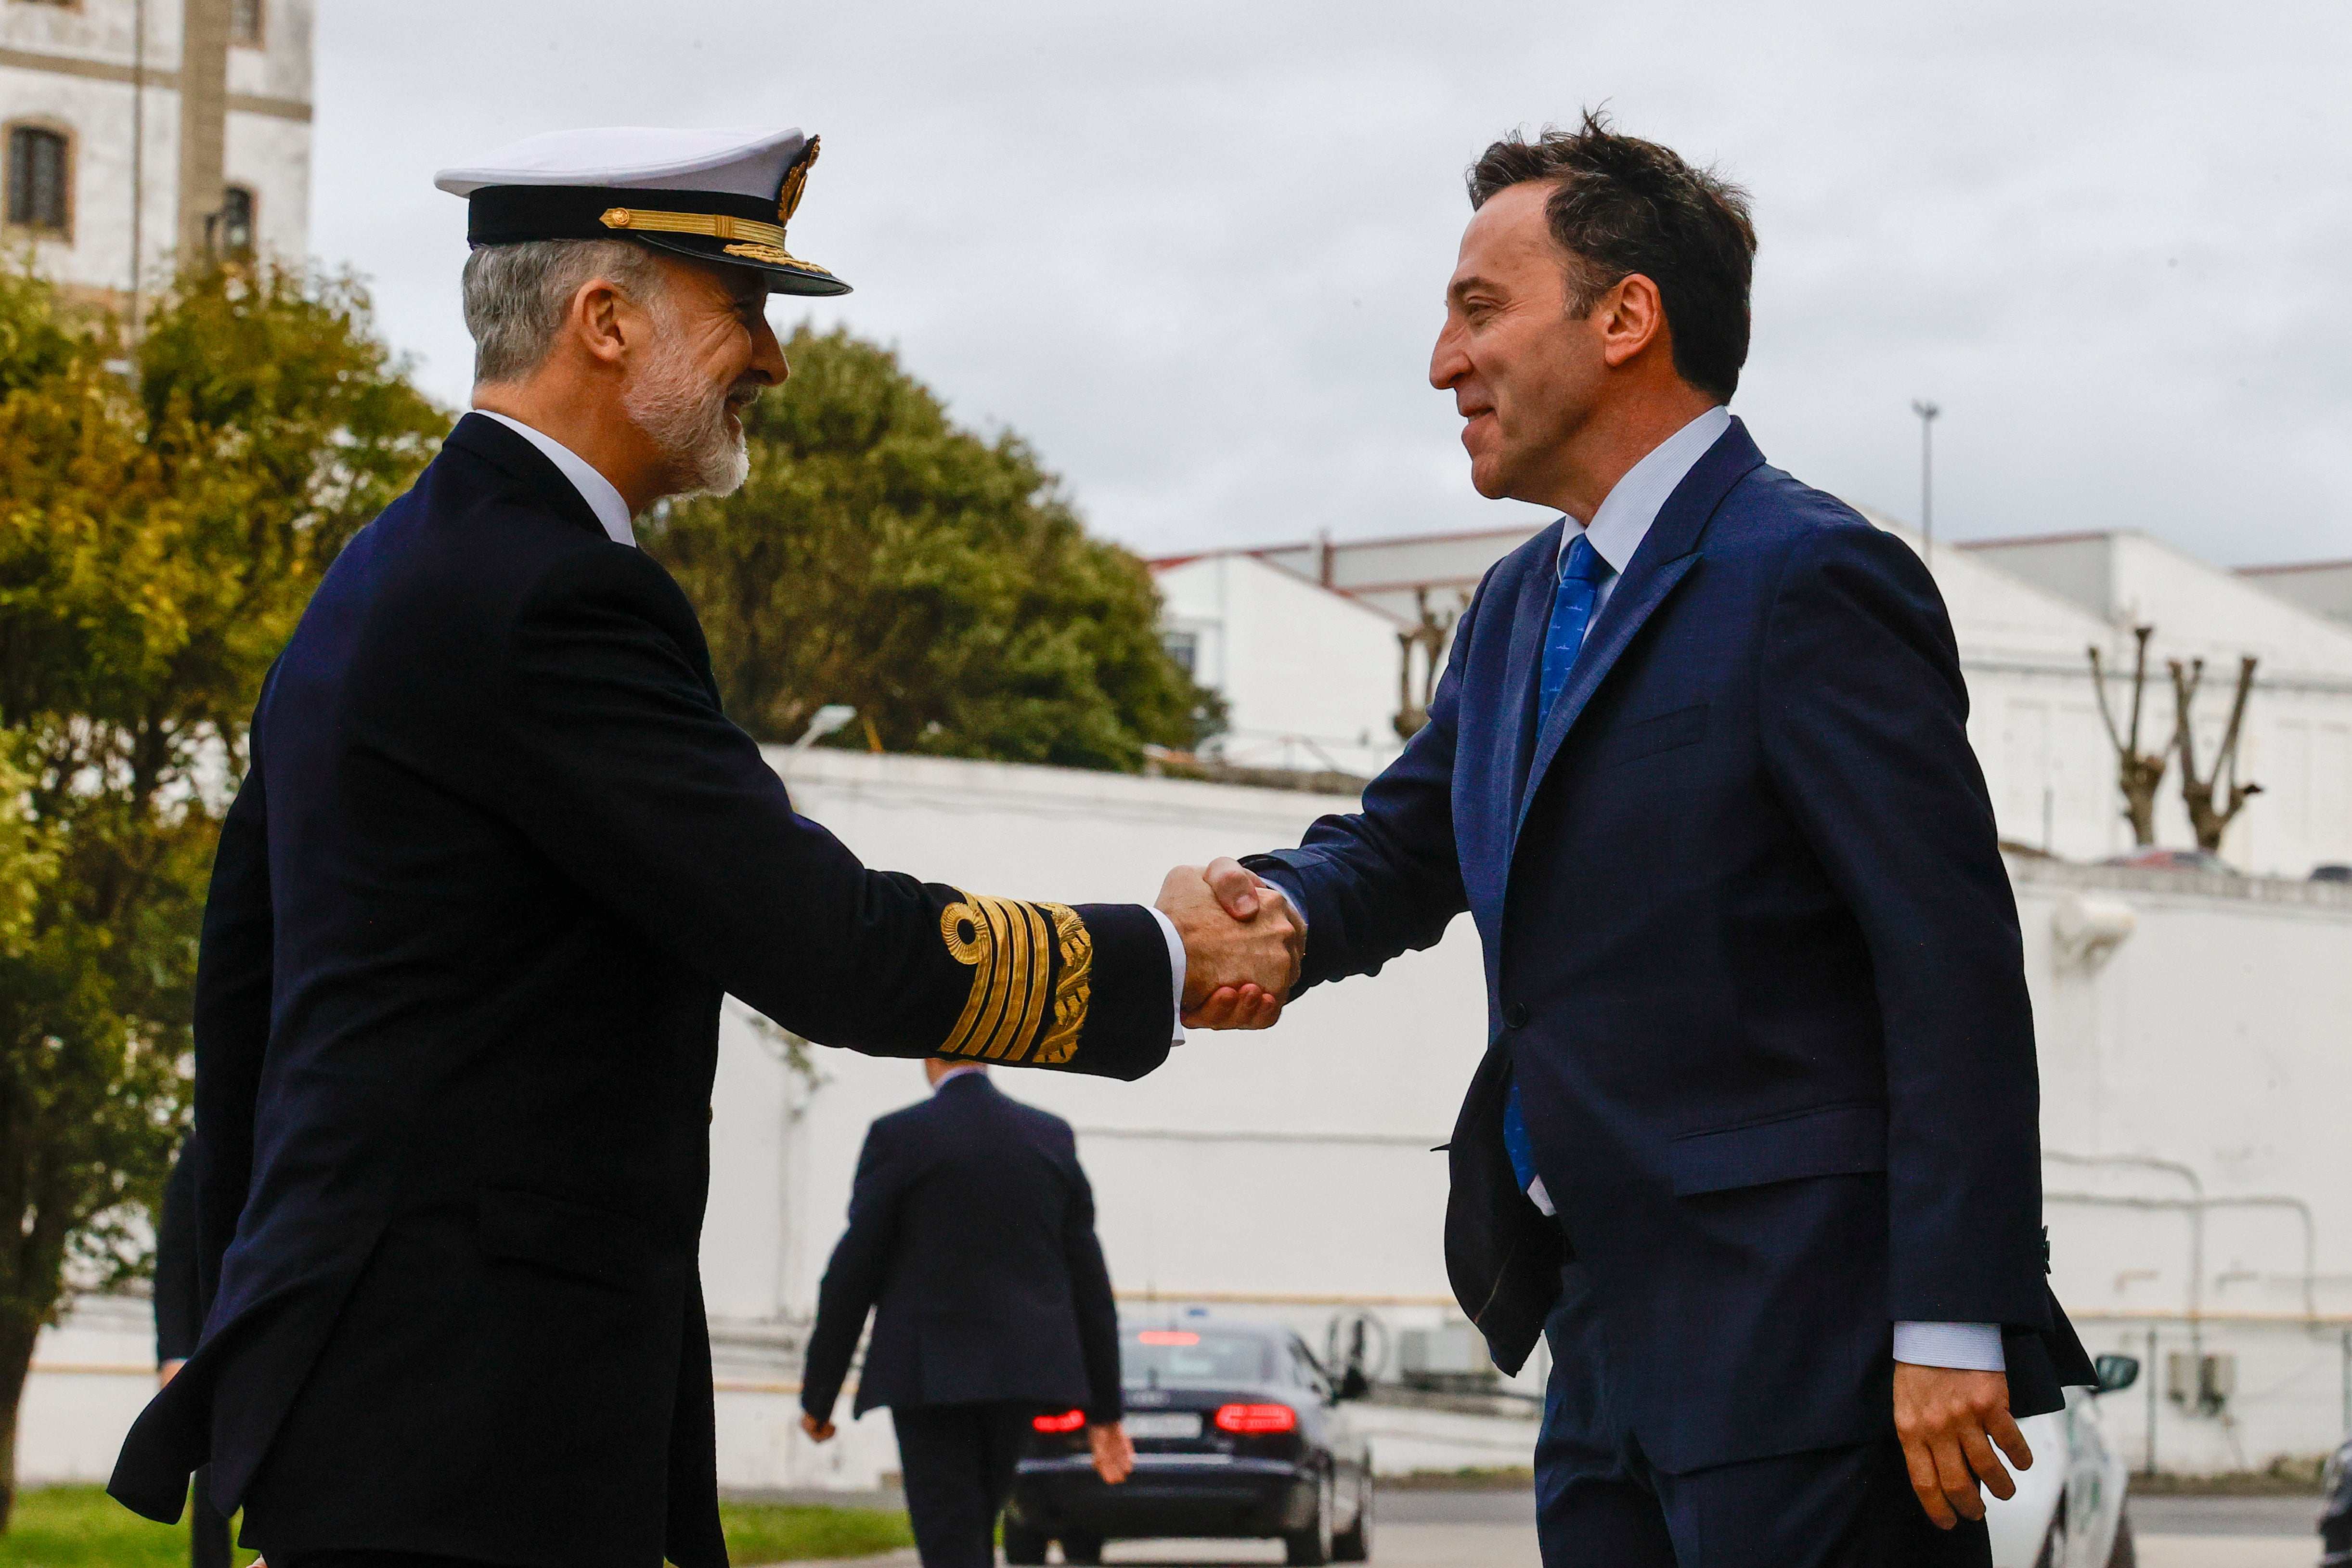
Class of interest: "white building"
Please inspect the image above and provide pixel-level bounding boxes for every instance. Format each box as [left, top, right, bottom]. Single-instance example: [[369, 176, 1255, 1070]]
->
[[18, 746, 2351, 1488], [1155, 522, 2352, 879], [2, 0, 312, 308]]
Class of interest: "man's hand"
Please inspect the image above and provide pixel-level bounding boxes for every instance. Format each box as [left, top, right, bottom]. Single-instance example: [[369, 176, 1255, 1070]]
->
[[1156, 864, 1303, 1029], [1894, 1362, 2031, 1529], [1088, 1421, 1135, 1484], [800, 1412, 837, 1444], [1176, 860, 1307, 1029]]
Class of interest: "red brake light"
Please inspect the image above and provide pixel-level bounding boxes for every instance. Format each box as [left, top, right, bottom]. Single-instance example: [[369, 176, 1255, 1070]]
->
[[1033, 1409, 1086, 1433], [1137, 1330, 1200, 1345], [1213, 1403, 1297, 1434]]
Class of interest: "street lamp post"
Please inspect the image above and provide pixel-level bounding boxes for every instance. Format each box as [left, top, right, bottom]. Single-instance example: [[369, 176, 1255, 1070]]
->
[[1910, 399, 1940, 567]]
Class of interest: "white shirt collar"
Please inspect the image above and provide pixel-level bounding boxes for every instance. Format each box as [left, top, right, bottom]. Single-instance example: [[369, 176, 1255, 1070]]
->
[[1560, 404, 1733, 577], [473, 411, 638, 547], [932, 1064, 989, 1092]]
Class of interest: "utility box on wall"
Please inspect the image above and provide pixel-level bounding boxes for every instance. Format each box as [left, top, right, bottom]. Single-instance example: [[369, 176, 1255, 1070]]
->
[[1398, 1322, 1498, 1393], [2167, 1350, 2236, 1414]]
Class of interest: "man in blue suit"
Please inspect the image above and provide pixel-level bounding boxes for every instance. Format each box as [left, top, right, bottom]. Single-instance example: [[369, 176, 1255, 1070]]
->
[[1187, 113, 2092, 1567]]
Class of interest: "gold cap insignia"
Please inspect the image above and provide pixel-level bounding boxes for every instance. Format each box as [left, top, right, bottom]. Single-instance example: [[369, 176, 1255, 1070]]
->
[[777, 135, 821, 230]]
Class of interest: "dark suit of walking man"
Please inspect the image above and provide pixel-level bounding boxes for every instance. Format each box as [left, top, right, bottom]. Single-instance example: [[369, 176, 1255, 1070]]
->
[[1192, 116, 2094, 1568], [799, 1062, 1132, 1568]]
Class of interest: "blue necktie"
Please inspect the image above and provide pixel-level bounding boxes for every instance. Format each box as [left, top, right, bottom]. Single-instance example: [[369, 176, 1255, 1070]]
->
[[1538, 532, 1611, 717], [1505, 532, 1615, 1204]]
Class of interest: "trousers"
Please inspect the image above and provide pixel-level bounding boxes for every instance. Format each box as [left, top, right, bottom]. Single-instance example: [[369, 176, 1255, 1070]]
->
[[1534, 1298, 1992, 1568], [191, 1466, 233, 1568], [891, 1401, 1039, 1568]]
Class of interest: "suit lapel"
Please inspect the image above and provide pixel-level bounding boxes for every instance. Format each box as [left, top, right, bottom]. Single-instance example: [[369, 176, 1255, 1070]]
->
[[1508, 419, 1767, 846], [1499, 518, 1568, 826]]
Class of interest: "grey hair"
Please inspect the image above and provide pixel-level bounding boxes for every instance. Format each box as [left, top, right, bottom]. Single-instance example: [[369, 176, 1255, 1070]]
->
[[461, 238, 669, 385]]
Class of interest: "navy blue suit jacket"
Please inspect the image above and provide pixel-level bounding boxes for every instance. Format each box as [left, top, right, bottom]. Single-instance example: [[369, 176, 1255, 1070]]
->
[[801, 1074, 1122, 1426], [1247, 419, 2088, 1474], [107, 415, 1173, 1568]]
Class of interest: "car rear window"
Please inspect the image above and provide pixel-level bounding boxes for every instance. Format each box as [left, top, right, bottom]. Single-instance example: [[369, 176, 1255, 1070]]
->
[[1121, 1328, 1275, 1386]]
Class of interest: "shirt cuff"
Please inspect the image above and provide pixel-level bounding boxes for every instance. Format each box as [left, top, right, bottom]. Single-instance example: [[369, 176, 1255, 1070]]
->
[[1893, 1321, 2006, 1373], [1147, 905, 1186, 1045]]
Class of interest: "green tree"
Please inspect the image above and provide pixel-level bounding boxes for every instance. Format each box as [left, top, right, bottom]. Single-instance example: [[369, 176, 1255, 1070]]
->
[[643, 324, 1217, 769], [0, 261, 442, 1525]]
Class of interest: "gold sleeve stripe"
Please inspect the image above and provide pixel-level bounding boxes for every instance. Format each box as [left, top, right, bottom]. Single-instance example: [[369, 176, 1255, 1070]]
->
[[1032, 902, 1093, 1066], [975, 898, 1029, 1060], [938, 897, 996, 1052], [936, 892, 1093, 1063], [963, 896, 1020, 1057], [985, 901, 1052, 1061]]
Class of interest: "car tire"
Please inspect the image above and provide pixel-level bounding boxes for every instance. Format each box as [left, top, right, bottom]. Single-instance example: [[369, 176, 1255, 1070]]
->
[[1332, 1475, 1372, 1562], [1001, 1521, 1048, 1565], [1061, 1532, 1107, 1566], [1286, 1473, 1335, 1566], [2106, 1510, 2136, 1568]]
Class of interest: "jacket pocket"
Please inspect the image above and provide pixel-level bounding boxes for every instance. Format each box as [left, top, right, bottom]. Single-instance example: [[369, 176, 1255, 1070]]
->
[[1590, 702, 1708, 771], [1666, 1101, 1887, 1197], [475, 1187, 663, 1291]]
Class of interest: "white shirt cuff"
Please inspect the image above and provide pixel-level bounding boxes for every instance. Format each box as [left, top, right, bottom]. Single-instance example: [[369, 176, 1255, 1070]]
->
[[1147, 906, 1186, 1045], [1893, 1321, 2006, 1373]]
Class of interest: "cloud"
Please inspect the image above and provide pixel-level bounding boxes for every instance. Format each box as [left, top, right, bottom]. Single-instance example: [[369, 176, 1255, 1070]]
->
[[313, 0, 2352, 565]]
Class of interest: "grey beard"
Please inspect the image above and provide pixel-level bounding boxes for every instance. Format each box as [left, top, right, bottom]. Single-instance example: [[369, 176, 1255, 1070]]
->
[[622, 341, 752, 500]]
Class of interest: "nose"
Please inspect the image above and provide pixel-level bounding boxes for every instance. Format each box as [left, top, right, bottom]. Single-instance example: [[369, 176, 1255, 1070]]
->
[[747, 313, 788, 386], [1430, 317, 1469, 392]]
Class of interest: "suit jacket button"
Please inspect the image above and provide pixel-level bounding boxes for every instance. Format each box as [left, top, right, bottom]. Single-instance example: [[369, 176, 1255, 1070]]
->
[[1505, 1004, 1529, 1029]]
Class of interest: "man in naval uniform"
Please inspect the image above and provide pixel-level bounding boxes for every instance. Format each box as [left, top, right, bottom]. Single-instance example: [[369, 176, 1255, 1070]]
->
[[108, 126, 1300, 1568]]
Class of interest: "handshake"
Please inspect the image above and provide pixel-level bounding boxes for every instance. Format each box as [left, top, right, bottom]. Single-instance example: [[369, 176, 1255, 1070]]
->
[[1155, 857, 1305, 1030]]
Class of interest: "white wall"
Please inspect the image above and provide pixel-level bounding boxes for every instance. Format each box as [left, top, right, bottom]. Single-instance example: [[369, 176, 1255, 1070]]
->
[[20, 731, 2350, 1489], [685, 753, 2352, 1483], [1155, 552, 1409, 778]]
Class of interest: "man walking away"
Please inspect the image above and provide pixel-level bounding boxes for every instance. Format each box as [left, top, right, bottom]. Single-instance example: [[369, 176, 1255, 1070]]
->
[[800, 1061, 1133, 1568]]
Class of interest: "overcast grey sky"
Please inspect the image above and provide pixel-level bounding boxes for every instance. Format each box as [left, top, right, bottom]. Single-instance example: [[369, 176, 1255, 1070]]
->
[[313, 0, 2352, 566]]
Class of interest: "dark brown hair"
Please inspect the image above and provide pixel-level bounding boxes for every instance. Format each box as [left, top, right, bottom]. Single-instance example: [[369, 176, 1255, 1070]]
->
[[1468, 110, 1757, 402]]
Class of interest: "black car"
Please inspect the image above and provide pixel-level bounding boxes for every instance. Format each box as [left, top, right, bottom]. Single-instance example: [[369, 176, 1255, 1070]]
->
[[1005, 1312, 1374, 1565], [2323, 1433, 2352, 1567]]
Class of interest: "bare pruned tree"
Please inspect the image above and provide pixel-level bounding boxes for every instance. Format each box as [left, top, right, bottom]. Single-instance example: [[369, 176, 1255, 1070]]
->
[[2089, 625, 2167, 846], [1393, 586, 1465, 740], [2168, 654, 2263, 854]]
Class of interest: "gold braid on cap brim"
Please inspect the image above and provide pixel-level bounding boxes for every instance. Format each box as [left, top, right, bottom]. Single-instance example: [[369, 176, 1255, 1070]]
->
[[601, 135, 827, 274], [596, 206, 829, 274], [936, 891, 1092, 1065]]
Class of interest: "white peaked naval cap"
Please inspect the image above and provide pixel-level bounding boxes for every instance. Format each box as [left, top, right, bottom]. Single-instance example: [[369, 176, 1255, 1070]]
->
[[433, 125, 849, 296]]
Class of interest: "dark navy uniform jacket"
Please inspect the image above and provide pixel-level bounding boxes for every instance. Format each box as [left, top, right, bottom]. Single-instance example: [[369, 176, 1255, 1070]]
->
[[800, 1072, 1122, 1428], [108, 414, 1172, 1568], [1247, 419, 2091, 1477]]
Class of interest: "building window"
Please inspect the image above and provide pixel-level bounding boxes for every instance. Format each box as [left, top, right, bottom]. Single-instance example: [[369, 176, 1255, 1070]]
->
[[229, 0, 263, 45], [1162, 630, 1199, 675], [5, 125, 71, 237], [216, 185, 255, 256]]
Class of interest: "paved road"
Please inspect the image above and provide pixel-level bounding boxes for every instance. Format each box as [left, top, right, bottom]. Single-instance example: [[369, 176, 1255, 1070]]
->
[[770, 1488, 2326, 1566], [815, 1531, 2317, 1568]]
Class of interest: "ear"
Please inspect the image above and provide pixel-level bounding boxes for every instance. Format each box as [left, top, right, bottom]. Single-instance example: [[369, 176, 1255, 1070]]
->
[[1597, 272, 1669, 370], [567, 276, 633, 369]]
